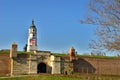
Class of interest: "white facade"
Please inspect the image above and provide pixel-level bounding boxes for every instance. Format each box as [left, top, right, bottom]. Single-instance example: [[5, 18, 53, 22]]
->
[[27, 20, 37, 52]]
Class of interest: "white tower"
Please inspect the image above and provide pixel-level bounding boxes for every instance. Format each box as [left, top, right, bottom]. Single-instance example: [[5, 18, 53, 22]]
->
[[27, 20, 37, 52]]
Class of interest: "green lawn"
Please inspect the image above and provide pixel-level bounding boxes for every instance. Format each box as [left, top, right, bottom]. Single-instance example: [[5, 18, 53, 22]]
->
[[0, 50, 119, 59], [0, 74, 81, 80], [17, 51, 34, 54], [0, 74, 120, 80], [0, 50, 10, 54], [52, 53, 67, 56]]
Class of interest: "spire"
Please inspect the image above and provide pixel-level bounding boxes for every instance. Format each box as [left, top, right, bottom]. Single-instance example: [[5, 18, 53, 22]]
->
[[70, 46, 75, 50], [30, 19, 36, 29], [32, 19, 34, 25]]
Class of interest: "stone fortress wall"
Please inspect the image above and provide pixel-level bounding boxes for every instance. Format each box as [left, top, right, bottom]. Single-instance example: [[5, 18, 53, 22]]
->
[[0, 52, 120, 76], [0, 53, 11, 76], [73, 57, 120, 75], [12, 54, 30, 75], [0, 44, 120, 76], [10, 48, 67, 75]]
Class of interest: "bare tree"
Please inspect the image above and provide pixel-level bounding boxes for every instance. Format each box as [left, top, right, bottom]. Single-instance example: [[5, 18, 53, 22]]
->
[[81, 0, 120, 55]]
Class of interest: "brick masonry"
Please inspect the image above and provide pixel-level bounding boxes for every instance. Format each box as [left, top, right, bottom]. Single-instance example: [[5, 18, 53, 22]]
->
[[73, 57, 120, 75], [0, 53, 11, 76]]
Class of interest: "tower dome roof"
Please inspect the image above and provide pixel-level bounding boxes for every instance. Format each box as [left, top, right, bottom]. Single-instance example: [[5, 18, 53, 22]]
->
[[30, 19, 36, 29], [70, 46, 75, 50]]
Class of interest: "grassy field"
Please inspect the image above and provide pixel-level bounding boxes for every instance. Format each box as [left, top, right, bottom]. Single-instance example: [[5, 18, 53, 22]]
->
[[0, 74, 120, 80], [0, 50, 10, 54], [1, 50, 119, 59], [0, 49, 120, 58], [0, 74, 82, 80]]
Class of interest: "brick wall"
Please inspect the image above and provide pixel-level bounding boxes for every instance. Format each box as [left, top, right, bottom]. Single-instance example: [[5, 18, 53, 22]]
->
[[73, 57, 120, 75], [0, 54, 11, 76]]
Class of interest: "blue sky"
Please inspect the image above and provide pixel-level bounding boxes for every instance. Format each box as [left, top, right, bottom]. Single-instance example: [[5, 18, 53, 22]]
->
[[0, 0, 96, 54]]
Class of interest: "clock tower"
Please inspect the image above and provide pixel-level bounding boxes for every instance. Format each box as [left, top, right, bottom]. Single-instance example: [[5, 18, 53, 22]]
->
[[27, 20, 37, 52]]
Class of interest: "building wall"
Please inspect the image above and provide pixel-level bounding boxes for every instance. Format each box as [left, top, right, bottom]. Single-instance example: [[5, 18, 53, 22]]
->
[[12, 54, 30, 75], [36, 52, 52, 73], [12, 53, 52, 75], [1, 52, 120, 76], [0, 54, 11, 76], [29, 55, 37, 74], [50, 55, 61, 74], [73, 57, 120, 75], [62, 61, 73, 75]]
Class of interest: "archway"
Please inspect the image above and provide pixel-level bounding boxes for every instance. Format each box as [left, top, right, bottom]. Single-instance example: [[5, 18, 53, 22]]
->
[[37, 62, 46, 73]]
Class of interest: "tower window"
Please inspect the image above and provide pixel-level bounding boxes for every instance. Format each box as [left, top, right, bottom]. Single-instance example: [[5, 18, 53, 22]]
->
[[33, 34, 35, 36]]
